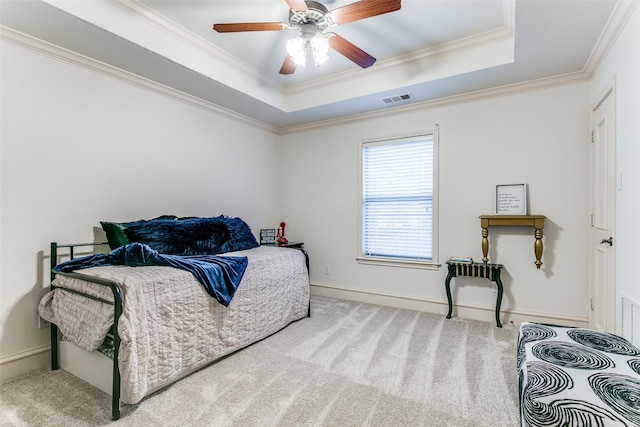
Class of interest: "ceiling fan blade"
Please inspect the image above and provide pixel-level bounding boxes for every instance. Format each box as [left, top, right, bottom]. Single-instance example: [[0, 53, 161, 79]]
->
[[213, 22, 286, 33], [330, 0, 401, 25], [285, 0, 308, 12], [327, 33, 376, 68], [279, 55, 297, 75]]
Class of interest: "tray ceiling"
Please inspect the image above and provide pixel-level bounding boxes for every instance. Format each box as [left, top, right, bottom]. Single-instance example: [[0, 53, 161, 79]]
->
[[0, 0, 619, 130]]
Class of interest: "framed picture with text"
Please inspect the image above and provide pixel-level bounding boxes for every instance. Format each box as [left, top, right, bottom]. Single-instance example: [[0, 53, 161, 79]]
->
[[260, 228, 276, 244], [495, 183, 527, 215]]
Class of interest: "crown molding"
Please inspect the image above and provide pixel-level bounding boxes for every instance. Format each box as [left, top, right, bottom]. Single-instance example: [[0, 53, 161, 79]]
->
[[0, 26, 279, 134], [1, 24, 590, 136], [40, 0, 287, 110], [111, 0, 284, 93], [583, 0, 639, 76], [287, 31, 513, 99], [280, 71, 590, 134]]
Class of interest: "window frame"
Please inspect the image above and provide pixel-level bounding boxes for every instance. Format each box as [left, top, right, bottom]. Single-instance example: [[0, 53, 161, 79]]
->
[[357, 130, 440, 270]]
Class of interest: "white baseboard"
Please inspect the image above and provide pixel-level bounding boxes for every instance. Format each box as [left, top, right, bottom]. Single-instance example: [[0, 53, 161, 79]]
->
[[311, 283, 589, 328], [0, 345, 50, 382]]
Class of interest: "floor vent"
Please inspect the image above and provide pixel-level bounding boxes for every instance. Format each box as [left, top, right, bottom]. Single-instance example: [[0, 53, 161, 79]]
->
[[381, 93, 414, 105], [621, 294, 640, 347]]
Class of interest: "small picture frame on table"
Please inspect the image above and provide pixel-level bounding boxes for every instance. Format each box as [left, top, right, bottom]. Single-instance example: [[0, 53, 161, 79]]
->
[[260, 229, 276, 245], [495, 183, 527, 215]]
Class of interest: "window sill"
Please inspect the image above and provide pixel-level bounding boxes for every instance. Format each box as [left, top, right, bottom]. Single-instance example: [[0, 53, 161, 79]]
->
[[356, 256, 441, 270]]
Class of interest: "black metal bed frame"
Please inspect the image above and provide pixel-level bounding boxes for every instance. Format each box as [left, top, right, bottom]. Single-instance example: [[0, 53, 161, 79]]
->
[[49, 241, 124, 420], [48, 241, 310, 421]]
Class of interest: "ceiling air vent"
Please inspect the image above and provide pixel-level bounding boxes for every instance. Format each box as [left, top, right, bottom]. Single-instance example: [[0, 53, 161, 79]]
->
[[381, 93, 414, 105]]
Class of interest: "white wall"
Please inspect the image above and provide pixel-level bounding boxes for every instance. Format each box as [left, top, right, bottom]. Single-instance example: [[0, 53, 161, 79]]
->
[[590, 4, 640, 332], [0, 41, 280, 371], [280, 83, 592, 326]]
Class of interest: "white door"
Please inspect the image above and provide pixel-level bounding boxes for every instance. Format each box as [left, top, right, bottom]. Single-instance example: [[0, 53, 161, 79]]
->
[[591, 89, 616, 333]]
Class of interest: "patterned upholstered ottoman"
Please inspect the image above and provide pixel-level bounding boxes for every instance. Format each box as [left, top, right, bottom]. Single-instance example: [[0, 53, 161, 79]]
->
[[518, 322, 640, 427]]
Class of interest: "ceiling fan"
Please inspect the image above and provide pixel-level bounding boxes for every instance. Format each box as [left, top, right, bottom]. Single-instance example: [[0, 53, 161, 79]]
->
[[213, 0, 401, 75]]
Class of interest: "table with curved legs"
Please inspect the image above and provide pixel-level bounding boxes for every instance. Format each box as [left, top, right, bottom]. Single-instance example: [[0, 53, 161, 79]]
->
[[445, 261, 504, 327]]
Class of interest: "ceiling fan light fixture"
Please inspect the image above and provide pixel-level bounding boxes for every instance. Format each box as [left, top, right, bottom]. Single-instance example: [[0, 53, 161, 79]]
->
[[310, 34, 329, 66], [286, 36, 307, 66]]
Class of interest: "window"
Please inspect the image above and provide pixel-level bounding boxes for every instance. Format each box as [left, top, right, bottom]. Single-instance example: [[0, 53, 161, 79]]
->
[[359, 132, 438, 267]]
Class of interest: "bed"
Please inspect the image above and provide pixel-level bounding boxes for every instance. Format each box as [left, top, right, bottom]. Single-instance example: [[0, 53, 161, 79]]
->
[[38, 216, 310, 420], [517, 322, 640, 427]]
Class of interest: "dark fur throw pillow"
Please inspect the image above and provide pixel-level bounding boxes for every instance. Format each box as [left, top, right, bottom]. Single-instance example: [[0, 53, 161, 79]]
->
[[124, 216, 258, 256]]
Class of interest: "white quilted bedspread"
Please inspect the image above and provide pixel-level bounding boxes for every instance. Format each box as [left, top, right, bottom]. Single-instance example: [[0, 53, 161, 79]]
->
[[38, 246, 310, 404]]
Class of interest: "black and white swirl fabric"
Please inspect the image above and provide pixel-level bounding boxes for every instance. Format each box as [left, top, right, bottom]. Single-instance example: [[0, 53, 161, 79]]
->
[[521, 361, 571, 426], [532, 341, 614, 370], [520, 323, 558, 342], [518, 322, 640, 427], [522, 361, 628, 427], [589, 372, 640, 426], [568, 329, 640, 356], [518, 323, 557, 369], [523, 361, 572, 400]]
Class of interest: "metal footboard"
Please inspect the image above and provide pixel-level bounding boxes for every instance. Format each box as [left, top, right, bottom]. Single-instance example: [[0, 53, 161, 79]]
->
[[49, 242, 124, 421]]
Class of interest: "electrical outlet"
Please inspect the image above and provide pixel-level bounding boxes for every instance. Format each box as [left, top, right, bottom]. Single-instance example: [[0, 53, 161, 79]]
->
[[324, 265, 331, 275], [38, 315, 50, 329]]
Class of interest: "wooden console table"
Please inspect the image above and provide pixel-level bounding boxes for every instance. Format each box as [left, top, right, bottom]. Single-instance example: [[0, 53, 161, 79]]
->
[[445, 261, 504, 327], [480, 215, 546, 269]]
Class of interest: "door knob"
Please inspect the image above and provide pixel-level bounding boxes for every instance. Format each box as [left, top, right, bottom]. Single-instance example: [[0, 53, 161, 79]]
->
[[600, 237, 613, 246]]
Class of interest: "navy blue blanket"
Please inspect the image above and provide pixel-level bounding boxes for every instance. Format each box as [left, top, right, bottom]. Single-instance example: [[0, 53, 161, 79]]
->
[[54, 243, 248, 306]]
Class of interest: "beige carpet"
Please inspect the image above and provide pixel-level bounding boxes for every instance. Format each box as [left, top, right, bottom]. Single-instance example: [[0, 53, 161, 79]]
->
[[1, 296, 520, 426]]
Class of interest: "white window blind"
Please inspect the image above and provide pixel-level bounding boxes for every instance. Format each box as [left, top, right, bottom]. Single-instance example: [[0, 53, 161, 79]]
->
[[362, 135, 434, 261]]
